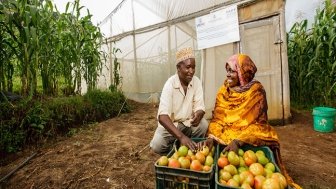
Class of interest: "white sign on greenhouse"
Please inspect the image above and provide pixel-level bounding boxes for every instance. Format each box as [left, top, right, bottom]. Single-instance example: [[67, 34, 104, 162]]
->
[[195, 5, 240, 50]]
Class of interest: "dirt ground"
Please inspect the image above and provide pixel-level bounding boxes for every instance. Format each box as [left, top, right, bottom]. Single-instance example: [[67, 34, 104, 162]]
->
[[1, 101, 336, 189]]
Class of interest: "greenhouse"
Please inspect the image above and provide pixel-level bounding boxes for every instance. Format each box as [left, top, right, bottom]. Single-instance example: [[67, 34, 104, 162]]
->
[[97, 0, 291, 124]]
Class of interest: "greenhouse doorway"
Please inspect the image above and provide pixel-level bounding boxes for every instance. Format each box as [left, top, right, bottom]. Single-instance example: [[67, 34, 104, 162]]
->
[[239, 15, 284, 124]]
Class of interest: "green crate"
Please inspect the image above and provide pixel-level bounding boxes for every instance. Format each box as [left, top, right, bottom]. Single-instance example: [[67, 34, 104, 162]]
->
[[215, 144, 292, 189], [155, 138, 216, 189]]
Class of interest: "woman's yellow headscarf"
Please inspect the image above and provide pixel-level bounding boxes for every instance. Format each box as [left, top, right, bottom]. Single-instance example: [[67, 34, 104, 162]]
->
[[227, 54, 257, 87], [208, 54, 301, 189]]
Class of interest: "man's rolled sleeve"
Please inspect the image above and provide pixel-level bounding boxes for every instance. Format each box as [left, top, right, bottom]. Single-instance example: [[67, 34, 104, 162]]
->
[[157, 80, 172, 117], [193, 80, 205, 112]]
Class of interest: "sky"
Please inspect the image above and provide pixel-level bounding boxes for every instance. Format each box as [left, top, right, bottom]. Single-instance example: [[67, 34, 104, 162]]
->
[[52, 0, 323, 31], [285, 0, 323, 31]]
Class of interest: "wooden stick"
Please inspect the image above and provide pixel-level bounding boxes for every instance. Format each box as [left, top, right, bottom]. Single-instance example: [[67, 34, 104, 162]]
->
[[0, 91, 14, 107], [0, 152, 38, 183], [131, 144, 150, 156], [117, 99, 127, 117]]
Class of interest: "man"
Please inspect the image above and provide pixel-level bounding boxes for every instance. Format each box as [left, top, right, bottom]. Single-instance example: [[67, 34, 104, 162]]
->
[[150, 47, 208, 155]]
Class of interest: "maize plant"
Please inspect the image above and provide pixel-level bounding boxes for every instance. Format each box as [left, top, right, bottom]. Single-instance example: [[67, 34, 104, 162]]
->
[[287, 0, 336, 107], [0, 0, 107, 97]]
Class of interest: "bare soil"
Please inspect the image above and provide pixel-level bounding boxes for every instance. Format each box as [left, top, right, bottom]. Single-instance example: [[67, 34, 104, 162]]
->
[[1, 101, 336, 189]]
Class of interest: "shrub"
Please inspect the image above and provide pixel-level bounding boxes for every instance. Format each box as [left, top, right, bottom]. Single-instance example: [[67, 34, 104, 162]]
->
[[0, 90, 130, 154], [84, 89, 127, 120]]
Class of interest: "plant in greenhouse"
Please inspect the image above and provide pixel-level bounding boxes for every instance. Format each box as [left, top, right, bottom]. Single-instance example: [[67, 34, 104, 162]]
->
[[110, 44, 122, 92]]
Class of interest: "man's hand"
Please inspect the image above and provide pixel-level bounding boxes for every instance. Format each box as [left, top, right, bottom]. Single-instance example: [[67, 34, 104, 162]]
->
[[179, 135, 197, 152], [190, 110, 204, 127], [196, 138, 214, 151]]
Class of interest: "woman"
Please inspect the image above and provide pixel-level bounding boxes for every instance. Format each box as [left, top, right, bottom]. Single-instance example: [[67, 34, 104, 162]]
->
[[201, 54, 301, 189]]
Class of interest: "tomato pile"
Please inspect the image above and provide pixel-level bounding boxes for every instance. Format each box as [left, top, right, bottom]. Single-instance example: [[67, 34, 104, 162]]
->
[[157, 145, 215, 172], [217, 148, 288, 189]]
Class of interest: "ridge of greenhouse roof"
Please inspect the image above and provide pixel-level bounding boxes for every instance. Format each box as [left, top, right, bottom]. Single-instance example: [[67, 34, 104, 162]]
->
[[104, 0, 264, 42], [99, 0, 126, 26]]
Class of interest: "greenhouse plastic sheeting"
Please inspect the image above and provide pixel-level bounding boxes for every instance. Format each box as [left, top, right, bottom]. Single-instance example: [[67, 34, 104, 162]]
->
[[100, 0, 231, 37], [97, 0, 234, 103], [93, 0, 291, 124]]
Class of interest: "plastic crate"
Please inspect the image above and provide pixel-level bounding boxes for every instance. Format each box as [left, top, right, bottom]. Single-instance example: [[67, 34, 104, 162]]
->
[[215, 144, 292, 189], [155, 138, 216, 189]]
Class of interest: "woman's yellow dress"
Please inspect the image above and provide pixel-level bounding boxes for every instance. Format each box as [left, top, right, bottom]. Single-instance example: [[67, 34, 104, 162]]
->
[[208, 81, 301, 189]]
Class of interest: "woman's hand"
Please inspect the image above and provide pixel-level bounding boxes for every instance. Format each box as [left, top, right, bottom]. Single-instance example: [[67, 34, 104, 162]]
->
[[223, 139, 241, 154]]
